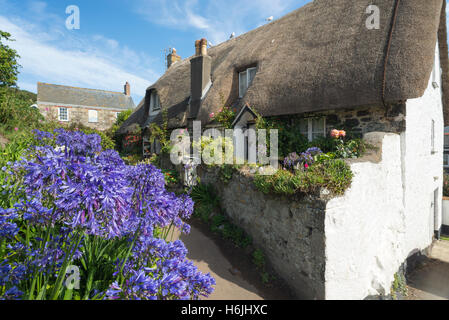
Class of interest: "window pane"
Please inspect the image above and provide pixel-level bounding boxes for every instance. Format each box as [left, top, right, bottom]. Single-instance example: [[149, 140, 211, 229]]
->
[[312, 118, 324, 131], [88, 110, 98, 123], [59, 108, 68, 121], [311, 118, 325, 140], [151, 93, 161, 112], [248, 68, 257, 85], [153, 93, 161, 110], [299, 118, 308, 137], [239, 71, 248, 97]]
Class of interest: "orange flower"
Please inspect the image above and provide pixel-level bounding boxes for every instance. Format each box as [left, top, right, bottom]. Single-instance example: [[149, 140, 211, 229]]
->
[[331, 129, 340, 139]]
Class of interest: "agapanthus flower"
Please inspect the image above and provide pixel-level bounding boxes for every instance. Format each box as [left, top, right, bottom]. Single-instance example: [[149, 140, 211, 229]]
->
[[0, 129, 214, 300]]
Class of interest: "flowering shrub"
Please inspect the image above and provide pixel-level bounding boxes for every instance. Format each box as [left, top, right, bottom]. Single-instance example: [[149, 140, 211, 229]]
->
[[283, 148, 323, 171], [254, 159, 353, 196], [210, 106, 236, 129], [0, 129, 215, 300]]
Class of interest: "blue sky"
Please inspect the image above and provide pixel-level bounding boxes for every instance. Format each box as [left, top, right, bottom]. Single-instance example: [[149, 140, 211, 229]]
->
[[0, 0, 308, 104]]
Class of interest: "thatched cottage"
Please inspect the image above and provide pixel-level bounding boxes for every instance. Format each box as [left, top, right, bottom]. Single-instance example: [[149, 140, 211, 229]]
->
[[120, 0, 449, 299]]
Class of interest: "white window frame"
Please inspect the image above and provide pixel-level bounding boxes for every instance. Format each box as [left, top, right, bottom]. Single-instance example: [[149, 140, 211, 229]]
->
[[88, 110, 98, 123], [239, 67, 257, 98], [58, 107, 69, 122], [150, 91, 161, 115], [299, 117, 326, 142]]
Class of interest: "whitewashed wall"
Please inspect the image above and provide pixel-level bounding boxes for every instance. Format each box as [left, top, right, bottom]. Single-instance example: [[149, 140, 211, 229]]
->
[[325, 133, 406, 299], [324, 43, 444, 300], [402, 40, 444, 254]]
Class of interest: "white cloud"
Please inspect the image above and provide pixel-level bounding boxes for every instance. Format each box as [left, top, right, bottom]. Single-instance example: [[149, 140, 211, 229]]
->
[[0, 6, 157, 101], [136, 0, 305, 44]]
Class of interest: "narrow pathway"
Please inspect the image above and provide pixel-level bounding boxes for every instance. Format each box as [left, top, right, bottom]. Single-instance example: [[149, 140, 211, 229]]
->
[[406, 240, 449, 300], [172, 220, 294, 300]]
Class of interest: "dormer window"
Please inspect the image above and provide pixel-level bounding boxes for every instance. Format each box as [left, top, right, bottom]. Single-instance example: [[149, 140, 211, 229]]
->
[[150, 91, 161, 115], [239, 67, 257, 98]]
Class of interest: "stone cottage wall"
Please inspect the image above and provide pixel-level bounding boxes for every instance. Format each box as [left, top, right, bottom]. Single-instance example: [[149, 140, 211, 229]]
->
[[197, 166, 327, 300], [303, 103, 406, 136], [38, 104, 122, 131]]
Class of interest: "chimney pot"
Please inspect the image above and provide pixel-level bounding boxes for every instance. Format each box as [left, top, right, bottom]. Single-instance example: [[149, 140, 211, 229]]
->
[[124, 82, 130, 96], [195, 40, 201, 56], [167, 48, 181, 69], [200, 38, 208, 56]]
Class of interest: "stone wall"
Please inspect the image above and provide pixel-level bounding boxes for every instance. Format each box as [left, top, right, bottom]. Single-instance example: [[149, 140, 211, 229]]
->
[[38, 104, 122, 131], [197, 166, 327, 300], [301, 103, 406, 136]]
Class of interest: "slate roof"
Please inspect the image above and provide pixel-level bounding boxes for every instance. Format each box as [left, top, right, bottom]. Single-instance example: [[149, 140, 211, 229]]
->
[[37, 82, 135, 110]]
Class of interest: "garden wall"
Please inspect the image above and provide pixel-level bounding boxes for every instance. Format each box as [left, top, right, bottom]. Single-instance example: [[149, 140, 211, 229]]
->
[[324, 132, 407, 299], [197, 166, 327, 300]]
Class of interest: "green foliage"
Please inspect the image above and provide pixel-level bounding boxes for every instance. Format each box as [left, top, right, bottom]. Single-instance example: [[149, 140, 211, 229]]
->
[[191, 184, 220, 209], [210, 213, 252, 248], [252, 249, 266, 270], [255, 113, 369, 159], [161, 169, 180, 187], [0, 31, 21, 87], [391, 272, 408, 300], [254, 159, 353, 196], [210, 93, 236, 129], [191, 184, 252, 248], [219, 164, 235, 183], [191, 184, 220, 224], [335, 138, 367, 159], [115, 109, 133, 127], [0, 87, 42, 134], [212, 107, 236, 129], [252, 249, 271, 284], [194, 135, 234, 165]]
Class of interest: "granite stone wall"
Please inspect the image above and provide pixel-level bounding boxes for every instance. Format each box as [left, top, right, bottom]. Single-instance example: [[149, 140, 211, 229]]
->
[[197, 166, 327, 300], [38, 104, 122, 131], [301, 103, 406, 136]]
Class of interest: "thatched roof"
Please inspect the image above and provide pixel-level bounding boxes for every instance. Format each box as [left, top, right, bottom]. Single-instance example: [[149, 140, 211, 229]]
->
[[37, 83, 136, 110], [119, 0, 449, 133]]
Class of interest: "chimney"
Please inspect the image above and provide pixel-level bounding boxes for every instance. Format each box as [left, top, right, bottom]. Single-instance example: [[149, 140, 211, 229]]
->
[[189, 38, 212, 119], [167, 48, 181, 69], [124, 82, 131, 96]]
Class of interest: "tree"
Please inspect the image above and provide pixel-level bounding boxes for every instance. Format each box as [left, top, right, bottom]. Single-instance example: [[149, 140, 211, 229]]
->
[[0, 31, 21, 87]]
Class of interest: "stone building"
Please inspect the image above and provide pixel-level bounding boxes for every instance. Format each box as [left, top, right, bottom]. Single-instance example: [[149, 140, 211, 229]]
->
[[120, 0, 449, 299], [37, 82, 135, 131]]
